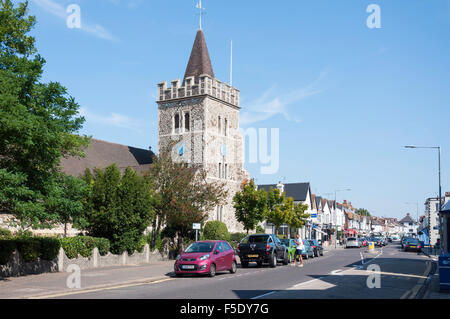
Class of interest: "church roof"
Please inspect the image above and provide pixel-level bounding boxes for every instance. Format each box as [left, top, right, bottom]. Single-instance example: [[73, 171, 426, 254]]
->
[[184, 29, 215, 83], [399, 214, 415, 223], [59, 138, 154, 177]]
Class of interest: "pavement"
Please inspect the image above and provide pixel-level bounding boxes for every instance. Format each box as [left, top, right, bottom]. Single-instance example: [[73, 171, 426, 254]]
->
[[0, 241, 434, 299]]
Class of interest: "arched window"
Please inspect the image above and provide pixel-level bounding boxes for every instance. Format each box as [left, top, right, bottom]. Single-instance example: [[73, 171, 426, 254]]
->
[[184, 112, 190, 132]]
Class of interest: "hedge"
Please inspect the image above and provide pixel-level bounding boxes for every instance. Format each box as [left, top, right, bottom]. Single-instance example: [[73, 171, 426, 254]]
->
[[59, 236, 111, 259], [0, 237, 61, 264], [0, 240, 16, 265], [203, 221, 230, 241], [229, 232, 247, 248]]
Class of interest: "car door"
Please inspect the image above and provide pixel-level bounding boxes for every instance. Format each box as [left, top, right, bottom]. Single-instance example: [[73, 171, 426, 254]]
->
[[222, 241, 234, 269], [215, 242, 226, 270], [273, 236, 284, 259]]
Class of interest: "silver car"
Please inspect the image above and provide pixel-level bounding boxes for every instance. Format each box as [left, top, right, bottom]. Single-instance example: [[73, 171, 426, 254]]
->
[[346, 237, 360, 248]]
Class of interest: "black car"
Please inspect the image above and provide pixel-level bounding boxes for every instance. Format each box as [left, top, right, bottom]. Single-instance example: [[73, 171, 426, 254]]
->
[[404, 238, 422, 252], [308, 239, 324, 257], [237, 234, 288, 268]]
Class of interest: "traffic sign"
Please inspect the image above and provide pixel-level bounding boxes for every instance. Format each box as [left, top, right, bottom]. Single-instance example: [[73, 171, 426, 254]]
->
[[193, 223, 201, 230]]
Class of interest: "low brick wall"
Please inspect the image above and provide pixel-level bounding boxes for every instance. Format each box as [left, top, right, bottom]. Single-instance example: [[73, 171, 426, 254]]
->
[[1, 244, 165, 278]]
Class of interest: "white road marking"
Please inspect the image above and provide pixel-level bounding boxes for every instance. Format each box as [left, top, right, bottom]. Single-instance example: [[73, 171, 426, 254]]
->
[[251, 291, 276, 299], [330, 269, 344, 276]]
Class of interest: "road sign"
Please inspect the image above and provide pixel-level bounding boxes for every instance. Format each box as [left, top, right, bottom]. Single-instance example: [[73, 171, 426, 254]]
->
[[311, 214, 317, 218], [193, 223, 201, 230]]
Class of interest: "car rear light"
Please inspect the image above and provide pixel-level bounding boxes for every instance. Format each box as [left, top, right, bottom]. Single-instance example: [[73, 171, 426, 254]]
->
[[313, 246, 316, 248], [237, 244, 240, 251], [266, 244, 270, 251], [418, 246, 421, 248]]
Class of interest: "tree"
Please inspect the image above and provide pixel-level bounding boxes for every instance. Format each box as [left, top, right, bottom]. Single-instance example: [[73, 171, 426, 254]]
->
[[265, 188, 293, 235], [233, 179, 268, 234], [0, 0, 89, 228], [145, 143, 227, 253], [44, 174, 89, 237], [289, 201, 310, 232], [78, 165, 154, 254], [203, 221, 230, 241], [356, 208, 371, 217]]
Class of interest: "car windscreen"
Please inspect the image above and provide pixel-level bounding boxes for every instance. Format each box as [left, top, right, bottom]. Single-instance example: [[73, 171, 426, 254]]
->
[[347, 238, 357, 241], [185, 242, 215, 253], [406, 239, 419, 244], [241, 235, 269, 244]]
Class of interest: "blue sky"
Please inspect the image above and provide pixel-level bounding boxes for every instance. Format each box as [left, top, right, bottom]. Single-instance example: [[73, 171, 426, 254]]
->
[[23, 0, 450, 220]]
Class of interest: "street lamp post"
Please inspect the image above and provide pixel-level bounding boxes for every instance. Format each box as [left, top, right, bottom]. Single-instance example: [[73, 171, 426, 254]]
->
[[405, 145, 442, 249], [335, 189, 351, 249]]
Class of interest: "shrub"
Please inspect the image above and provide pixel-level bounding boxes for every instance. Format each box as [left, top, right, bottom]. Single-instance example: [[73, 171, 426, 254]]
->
[[203, 221, 230, 241], [16, 238, 41, 263], [0, 240, 16, 265], [95, 238, 110, 256], [60, 236, 95, 259], [229, 232, 247, 248], [0, 228, 12, 240], [255, 225, 265, 234], [39, 238, 61, 261], [15, 229, 33, 238], [136, 236, 147, 253]]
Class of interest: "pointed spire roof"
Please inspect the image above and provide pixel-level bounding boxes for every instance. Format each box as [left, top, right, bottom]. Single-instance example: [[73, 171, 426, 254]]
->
[[184, 29, 215, 83]]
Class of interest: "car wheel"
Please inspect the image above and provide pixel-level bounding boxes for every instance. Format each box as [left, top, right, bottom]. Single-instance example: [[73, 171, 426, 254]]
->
[[209, 263, 216, 277], [288, 253, 292, 264], [304, 253, 309, 260], [320, 251, 324, 256], [230, 261, 237, 274], [283, 251, 288, 265], [241, 261, 249, 268], [270, 254, 277, 268]]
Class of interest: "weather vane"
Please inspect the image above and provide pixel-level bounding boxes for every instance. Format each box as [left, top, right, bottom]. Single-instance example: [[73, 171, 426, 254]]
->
[[196, 0, 206, 30]]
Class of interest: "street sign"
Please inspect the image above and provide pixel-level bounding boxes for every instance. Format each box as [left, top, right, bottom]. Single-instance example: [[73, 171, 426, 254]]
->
[[311, 214, 317, 218], [193, 223, 201, 230]]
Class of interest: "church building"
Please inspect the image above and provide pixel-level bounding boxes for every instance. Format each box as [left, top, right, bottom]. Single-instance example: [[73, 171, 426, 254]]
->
[[157, 28, 249, 233]]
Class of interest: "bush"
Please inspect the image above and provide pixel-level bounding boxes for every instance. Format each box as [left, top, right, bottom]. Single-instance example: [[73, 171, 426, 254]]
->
[[203, 221, 230, 241], [0, 228, 12, 239], [39, 237, 61, 261], [16, 238, 41, 263], [229, 232, 247, 248], [95, 238, 110, 256], [0, 240, 16, 265], [255, 225, 265, 234], [15, 229, 33, 238], [136, 236, 147, 253], [60, 236, 95, 259]]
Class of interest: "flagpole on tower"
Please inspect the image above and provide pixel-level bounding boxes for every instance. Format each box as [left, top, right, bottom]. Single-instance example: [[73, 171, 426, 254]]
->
[[196, 0, 205, 30], [230, 40, 233, 86]]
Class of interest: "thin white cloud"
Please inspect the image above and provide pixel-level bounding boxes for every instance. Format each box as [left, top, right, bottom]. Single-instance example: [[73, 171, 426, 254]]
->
[[240, 69, 328, 126], [78, 107, 142, 132], [32, 0, 118, 42]]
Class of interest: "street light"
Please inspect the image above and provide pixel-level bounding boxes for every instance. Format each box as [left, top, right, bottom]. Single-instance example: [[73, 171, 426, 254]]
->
[[335, 188, 351, 248], [405, 145, 442, 248]]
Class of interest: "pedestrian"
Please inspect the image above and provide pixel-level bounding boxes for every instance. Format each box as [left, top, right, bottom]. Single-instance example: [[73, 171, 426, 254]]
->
[[292, 234, 304, 267]]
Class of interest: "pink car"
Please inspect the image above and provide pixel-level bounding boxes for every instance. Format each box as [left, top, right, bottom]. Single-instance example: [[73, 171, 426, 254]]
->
[[174, 240, 237, 277]]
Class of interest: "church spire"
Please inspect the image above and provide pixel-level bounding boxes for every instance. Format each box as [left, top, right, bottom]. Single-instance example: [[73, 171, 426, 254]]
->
[[183, 29, 215, 83]]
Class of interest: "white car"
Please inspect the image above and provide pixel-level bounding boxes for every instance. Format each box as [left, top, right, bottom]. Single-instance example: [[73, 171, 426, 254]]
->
[[346, 237, 360, 248]]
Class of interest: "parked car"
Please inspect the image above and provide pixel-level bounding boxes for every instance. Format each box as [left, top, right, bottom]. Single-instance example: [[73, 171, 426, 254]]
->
[[174, 240, 237, 277], [403, 238, 422, 252], [401, 236, 411, 249], [237, 234, 288, 268], [308, 239, 324, 257], [297, 238, 315, 260], [280, 239, 296, 263], [346, 237, 361, 248]]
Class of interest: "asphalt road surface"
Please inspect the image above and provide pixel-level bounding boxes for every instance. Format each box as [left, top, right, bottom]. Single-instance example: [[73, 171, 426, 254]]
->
[[53, 241, 432, 299]]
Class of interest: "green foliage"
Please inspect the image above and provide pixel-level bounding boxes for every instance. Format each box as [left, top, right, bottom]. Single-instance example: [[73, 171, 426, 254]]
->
[[255, 225, 265, 234], [145, 143, 227, 253], [203, 221, 230, 241], [233, 179, 268, 234], [38, 237, 60, 260], [356, 208, 371, 217], [95, 238, 110, 256], [229, 233, 247, 248], [266, 189, 293, 234], [59, 236, 96, 259], [0, 0, 90, 229], [289, 201, 310, 230], [0, 228, 12, 239], [15, 229, 33, 238], [16, 238, 41, 263], [0, 240, 16, 265], [77, 165, 154, 255]]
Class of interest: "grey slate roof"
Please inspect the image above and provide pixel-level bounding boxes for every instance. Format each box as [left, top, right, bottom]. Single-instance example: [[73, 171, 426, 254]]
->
[[399, 214, 415, 223], [184, 29, 215, 83], [60, 138, 154, 177], [258, 183, 310, 202]]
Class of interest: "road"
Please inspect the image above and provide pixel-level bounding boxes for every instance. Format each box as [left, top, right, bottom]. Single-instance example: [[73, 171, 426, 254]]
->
[[52, 241, 432, 299]]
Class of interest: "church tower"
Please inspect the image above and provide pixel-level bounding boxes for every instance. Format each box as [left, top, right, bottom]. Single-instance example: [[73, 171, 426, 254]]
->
[[157, 29, 249, 232]]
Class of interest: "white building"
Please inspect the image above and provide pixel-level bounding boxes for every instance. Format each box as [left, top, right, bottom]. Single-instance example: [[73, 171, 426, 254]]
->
[[399, 213, 418, 236]]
